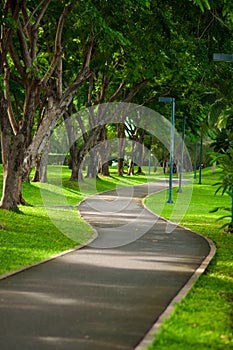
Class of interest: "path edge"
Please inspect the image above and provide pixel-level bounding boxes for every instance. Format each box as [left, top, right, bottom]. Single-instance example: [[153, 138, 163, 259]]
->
[[134, 196, 216, 350], [0, 224, 98, 282]]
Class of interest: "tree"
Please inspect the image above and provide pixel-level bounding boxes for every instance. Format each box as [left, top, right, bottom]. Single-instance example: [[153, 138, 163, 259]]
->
[[2, 0, 233, 209], [0, 0, 92, 209], [0, 0, 26, 209]]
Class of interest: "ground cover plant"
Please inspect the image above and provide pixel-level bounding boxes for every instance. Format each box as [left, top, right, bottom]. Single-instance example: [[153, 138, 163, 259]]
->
[[145, 167, 233, 350]]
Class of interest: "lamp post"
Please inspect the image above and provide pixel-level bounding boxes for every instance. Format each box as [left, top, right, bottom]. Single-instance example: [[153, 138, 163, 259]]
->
[[148, 134, 152, 175], [176, 116, 186, 193], [193, 140, 198, 179], [159, 97, 175, 203], [198, 137, 203, 185]]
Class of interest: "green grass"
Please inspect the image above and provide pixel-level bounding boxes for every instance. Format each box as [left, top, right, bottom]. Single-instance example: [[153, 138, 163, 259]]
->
[[0, 165, 159, 275], [145, 167, 233, 350], [0, 164, 232, 349]]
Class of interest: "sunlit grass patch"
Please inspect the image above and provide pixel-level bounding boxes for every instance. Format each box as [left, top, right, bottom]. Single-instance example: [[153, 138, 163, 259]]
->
[[0, 206, 81, 275], [145, 168, 233, 350]]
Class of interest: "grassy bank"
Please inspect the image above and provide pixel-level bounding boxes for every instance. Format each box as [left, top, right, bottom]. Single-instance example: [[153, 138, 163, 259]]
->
[[145, 167, 233, 350]]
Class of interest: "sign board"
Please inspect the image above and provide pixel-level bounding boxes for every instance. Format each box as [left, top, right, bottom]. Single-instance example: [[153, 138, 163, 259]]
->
[[158, 97, 173, 103], [213, 53, 233, 62]]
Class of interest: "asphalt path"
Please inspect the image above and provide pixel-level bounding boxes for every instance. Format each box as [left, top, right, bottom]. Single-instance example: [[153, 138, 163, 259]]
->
[[0, 181, 213, 350]]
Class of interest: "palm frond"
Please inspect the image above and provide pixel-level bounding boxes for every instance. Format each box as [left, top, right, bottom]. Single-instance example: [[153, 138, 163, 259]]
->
[[208, 98, 227, 128]]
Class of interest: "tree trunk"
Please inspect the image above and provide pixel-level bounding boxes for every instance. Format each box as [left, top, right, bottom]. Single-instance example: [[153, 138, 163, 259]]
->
[[101, 161, 110, 176], [98, 126, 110, 176], [127, 159, 135, 176], [63, 113, 82, 181], [22, 97, 59, 182], [86, 149, 99, 178], [136, 131, 145, 174], [127, 138, 136, 176], [31, 139, 50, 183], [0, 133, 26, 210], [117, 123, 126, 176]]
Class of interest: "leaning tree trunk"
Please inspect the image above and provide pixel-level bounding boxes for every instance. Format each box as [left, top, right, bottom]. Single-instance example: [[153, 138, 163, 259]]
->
[[22, 97, 60, 182]]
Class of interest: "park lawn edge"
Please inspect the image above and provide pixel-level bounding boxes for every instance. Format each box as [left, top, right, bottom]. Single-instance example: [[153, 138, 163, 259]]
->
[[144, 175, 233, 350], [0, 165, 159, 276]]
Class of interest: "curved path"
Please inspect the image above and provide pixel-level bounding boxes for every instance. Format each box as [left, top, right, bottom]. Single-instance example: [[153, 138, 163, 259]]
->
[[0, 181, 214, 350]]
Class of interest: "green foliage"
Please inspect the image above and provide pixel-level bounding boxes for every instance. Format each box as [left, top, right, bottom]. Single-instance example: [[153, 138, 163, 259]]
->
[[190, 0, 210, 12], [211, 149, 233, 195], [210, 149, 233, 230]]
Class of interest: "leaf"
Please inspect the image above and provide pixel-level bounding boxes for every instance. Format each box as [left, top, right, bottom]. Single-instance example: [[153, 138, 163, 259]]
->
[[208, 99, 226, 128], [210, 206, 231, 213]]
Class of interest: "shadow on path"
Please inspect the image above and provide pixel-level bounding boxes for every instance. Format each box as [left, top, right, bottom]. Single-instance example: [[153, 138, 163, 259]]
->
[[0, 181, 214, 350]]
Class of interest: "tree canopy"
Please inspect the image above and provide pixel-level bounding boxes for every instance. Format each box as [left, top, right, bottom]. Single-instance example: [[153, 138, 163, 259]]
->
[[0, 0, 233, 209]]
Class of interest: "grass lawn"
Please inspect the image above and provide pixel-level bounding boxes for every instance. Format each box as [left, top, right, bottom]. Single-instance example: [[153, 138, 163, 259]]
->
[[0, 164, 232, 349], [145, 167, 233, 350]]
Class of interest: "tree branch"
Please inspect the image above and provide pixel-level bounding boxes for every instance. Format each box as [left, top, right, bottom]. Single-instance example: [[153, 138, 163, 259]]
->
[[9, 38, 25, 78], [99, 74, 110, 103], [87, 73, 94, 107], [3, 64, 19, 135], [24, 0, 51, 31], [17, 18, 32, 68], [123, 79, 149, 102], [40, 2, 75, 87], [109, 82, 125, 102], [62, 41, 94, 99]]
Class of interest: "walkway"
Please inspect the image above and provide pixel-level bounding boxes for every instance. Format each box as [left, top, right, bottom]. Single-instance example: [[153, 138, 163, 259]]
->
[[0, 181, 213, 350]]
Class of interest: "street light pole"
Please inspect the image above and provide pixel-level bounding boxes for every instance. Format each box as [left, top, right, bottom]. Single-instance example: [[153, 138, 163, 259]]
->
[[193, 140, 198, 179], [198, 137, 203, 185], [148, 134, 152, 175], [159, 97, 175, 204], [177, 116, 186, 193]]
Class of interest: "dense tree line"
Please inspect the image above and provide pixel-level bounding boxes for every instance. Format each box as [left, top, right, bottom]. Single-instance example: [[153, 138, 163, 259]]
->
[[0, 0, 233, 210]]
